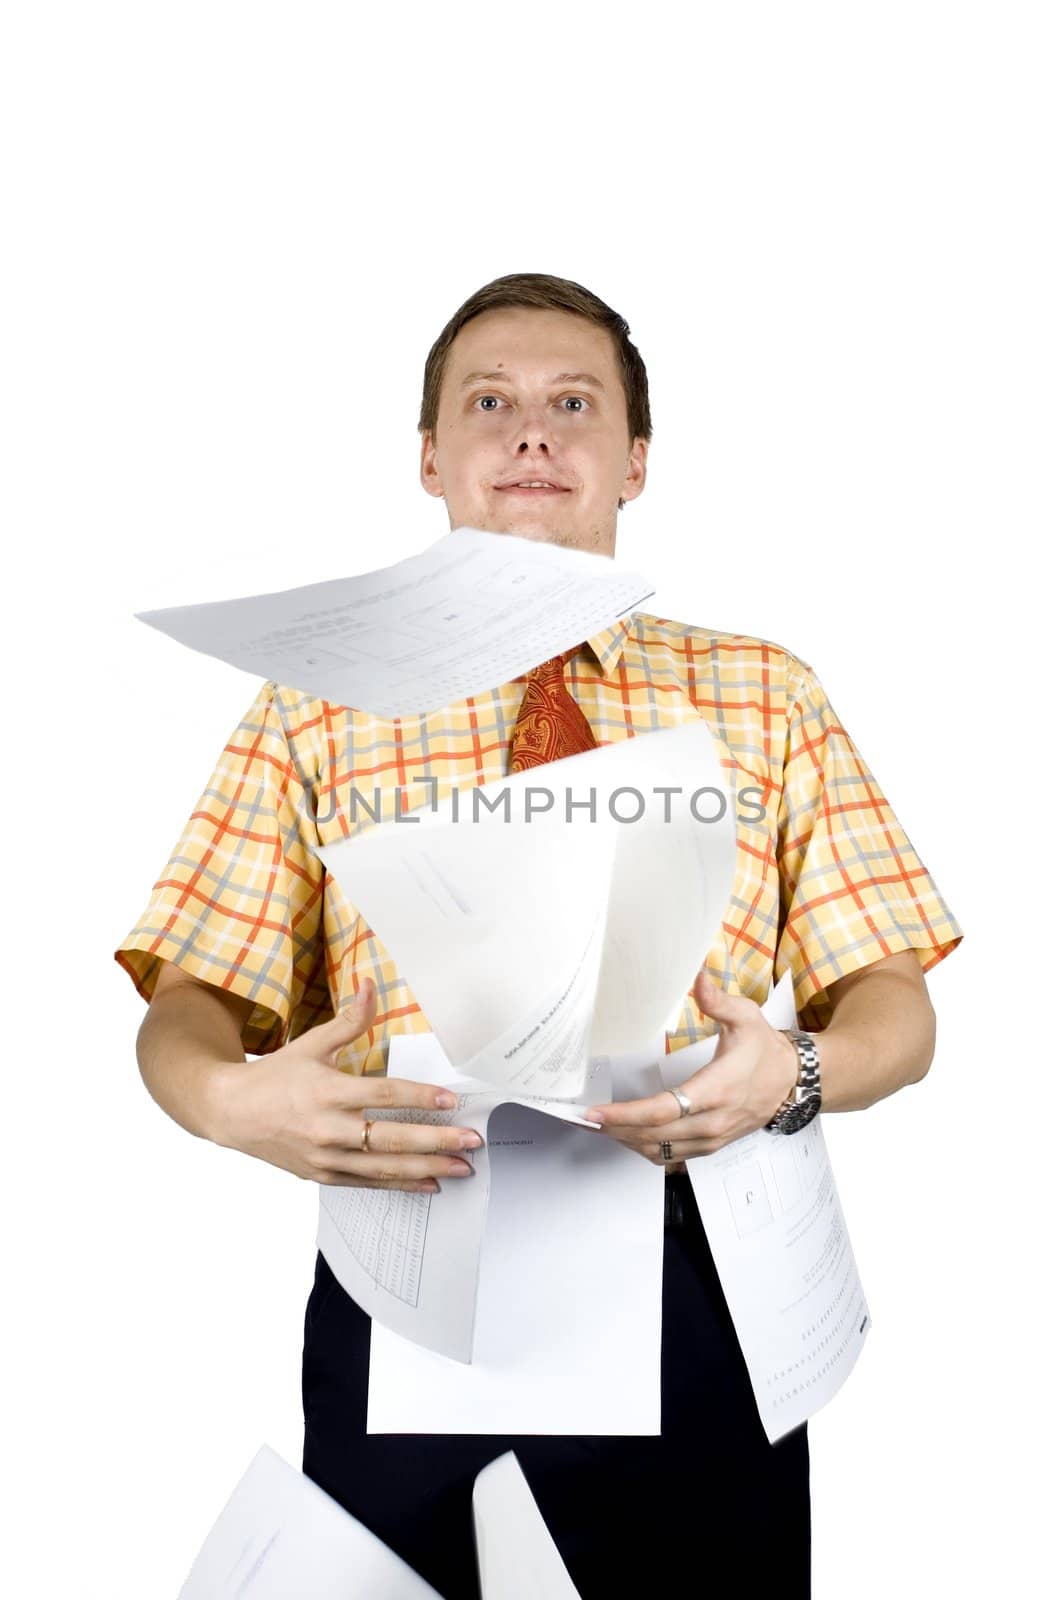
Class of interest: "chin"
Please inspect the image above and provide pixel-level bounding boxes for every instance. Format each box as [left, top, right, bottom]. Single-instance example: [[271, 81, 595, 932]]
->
[[451, 509, 597, 552], [513, 522, 563, 541], [470, 513, 566, 543]]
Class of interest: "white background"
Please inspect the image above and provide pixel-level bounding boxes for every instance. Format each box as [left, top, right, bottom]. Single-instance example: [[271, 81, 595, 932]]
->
[[2, 3, 1059, 1595]]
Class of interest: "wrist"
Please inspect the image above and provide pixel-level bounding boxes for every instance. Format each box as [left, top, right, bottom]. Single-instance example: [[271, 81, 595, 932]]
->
[[782, 1030, 801, 1092], [770, 1029, 801, 1114]]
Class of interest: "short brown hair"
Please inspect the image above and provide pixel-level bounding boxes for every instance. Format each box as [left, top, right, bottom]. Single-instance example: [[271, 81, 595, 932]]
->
[[419, 272, 652, 512]]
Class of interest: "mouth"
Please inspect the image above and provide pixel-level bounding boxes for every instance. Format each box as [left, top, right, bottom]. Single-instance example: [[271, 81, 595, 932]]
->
[[494, 483, 571, 497]]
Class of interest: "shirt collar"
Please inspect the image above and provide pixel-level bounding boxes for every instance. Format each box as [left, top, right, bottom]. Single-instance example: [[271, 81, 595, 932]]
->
[[583, 612, 636, 679]]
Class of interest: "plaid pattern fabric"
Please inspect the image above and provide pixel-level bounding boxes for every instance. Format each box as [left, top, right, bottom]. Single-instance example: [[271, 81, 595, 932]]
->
[[114, 611, 964, 1073]]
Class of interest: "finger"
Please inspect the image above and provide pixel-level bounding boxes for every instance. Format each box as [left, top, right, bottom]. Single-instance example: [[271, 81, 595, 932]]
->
[[692, 972, 760, 1030], [648, 1130, 739, 1159], [318, 1150, 477, 1184], [317, 1172, 442, 1193], [585, 1088, 698, 1128], [321, 1115, 482, 1157], [586, 1058, 736, 1127], [592, 1098, 733, 1145], [309, 978, 379, 1057], [596, 1119, 739, 1161], [331, 1072, 463, 1115], [629, 1136, 732, 1164]]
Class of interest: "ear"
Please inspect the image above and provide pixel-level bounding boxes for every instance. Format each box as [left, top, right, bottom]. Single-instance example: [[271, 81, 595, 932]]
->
[[621, 437, 649, 504], [419, 428, 445, 500]]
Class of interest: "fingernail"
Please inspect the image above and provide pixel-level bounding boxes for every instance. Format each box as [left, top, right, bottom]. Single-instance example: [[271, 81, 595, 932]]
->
[[448, 1160, 473, 1176], [435, 1091, 458, 1109], [458, 1132, 481, 1148], [416, 1179, 440, 1193]]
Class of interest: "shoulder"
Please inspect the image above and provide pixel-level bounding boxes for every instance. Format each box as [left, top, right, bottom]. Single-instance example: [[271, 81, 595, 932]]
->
[[266, 679, 328, 727], [249, 680, 339, 773], [261, 678, 413, 784], [626, 610, 815, 705]]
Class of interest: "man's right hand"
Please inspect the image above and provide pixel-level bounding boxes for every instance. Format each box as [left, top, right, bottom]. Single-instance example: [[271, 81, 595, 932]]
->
[[213, 977, 480, 1192]]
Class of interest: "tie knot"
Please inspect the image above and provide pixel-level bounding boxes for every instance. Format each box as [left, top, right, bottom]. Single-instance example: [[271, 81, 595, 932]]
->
[[528, 644, 583, 681]]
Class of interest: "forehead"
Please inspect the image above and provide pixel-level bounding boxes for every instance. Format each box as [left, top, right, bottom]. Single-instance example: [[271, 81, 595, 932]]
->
[[442, 306, 620, 391]]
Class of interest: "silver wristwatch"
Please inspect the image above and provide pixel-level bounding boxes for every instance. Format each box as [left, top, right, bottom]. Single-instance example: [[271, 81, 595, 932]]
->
[[764, 1029, 822, 1135]]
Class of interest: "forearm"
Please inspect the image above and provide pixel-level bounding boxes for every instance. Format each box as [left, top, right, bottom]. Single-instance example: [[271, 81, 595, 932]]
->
[[812, 958, 937, 1113], [137, 981, 249, 1144]]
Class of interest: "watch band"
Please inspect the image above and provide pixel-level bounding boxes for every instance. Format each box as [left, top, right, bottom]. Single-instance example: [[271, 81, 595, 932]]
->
[[764, 1028, 822, 1134]]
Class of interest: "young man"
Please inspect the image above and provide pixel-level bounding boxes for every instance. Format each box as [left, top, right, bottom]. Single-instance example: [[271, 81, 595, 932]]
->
[[116, 272, 963, 1598]]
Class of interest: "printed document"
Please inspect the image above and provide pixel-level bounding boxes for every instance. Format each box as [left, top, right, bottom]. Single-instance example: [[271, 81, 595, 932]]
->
[[135, 525, 654, 717], [473, 1453, 581, 1599], [335, 1032, 665, 1430], [316, 1038, 614, 1364], [360, 979, 870, 1442], [179, 1444, 579, 1598], [316, 718, 738, 1100], [661, 970, 872, 1443], [179, 1444, 442, 1598]]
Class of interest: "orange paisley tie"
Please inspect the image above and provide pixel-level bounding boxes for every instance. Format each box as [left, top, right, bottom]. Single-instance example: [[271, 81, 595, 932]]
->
[[509, 645, 598, 772]]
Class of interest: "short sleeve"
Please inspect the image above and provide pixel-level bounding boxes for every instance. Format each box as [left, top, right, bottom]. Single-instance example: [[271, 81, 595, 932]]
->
[[113, 680, 333, 1055], [775, 663, 963, 1028]]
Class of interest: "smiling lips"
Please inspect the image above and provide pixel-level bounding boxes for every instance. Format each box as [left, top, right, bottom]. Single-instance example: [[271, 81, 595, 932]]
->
[[495, 481, 570, 495]]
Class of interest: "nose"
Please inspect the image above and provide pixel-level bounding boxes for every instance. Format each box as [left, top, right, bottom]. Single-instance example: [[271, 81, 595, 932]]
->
[[509, 401, 558, 454]]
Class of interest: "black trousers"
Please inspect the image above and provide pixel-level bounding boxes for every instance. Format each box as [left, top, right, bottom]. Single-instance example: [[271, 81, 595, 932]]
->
[[302, 1169, 811, 1599]]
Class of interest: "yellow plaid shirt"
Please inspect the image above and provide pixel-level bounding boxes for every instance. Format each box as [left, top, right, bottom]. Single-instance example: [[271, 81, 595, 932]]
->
[[114, 610, 963, 1074]]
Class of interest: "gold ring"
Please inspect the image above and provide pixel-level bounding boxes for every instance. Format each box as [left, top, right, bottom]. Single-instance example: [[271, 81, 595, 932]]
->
[[360, 1118, 373, 1153]]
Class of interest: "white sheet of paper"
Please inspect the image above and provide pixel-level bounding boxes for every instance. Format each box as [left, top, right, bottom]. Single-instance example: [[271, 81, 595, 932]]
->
[[366, 1033, 666, 1435], [360, 980, 869, 1440], [316, 1040, 608, 1362], [321, 808, 616, 1101], [178, 1444, 442, 1599], [661, 971, 873, 1443], [316, 719, 737, 1098], [136, 526, 654, 717], [473, 1453, 581, 1600]]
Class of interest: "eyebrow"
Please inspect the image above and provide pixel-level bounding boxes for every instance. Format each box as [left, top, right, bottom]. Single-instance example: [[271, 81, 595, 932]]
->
[[458, 369, 607, 392]]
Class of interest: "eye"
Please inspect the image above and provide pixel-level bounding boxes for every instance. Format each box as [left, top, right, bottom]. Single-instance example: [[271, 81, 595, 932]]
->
[[473, 394, 589, 413]]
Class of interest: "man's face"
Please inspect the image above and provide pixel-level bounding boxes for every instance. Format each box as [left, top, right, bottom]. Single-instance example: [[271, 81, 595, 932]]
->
[[420, 307, 648, 557]]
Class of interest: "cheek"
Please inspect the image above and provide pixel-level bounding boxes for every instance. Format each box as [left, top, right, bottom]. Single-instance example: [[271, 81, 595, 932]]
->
[[439, 442, 493, 492]]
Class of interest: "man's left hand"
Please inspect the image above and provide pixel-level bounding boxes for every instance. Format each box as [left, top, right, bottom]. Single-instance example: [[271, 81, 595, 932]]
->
[[583, 972, 800, 1164]]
